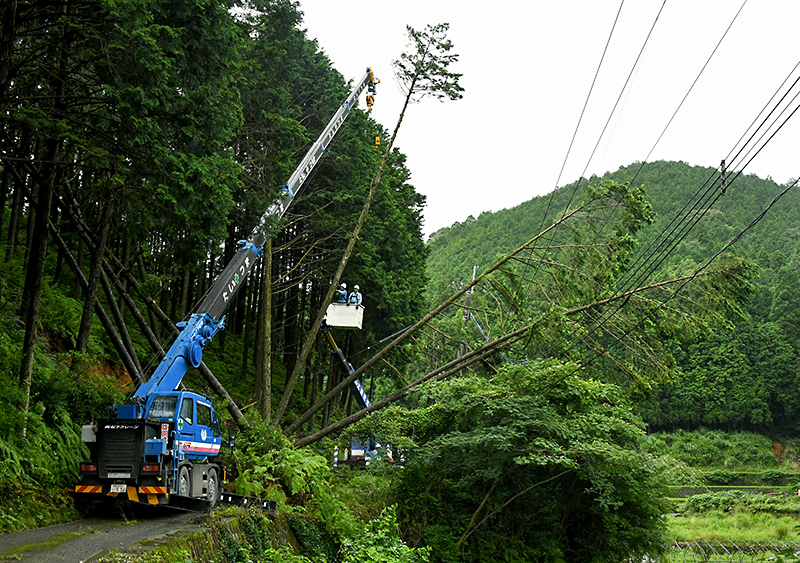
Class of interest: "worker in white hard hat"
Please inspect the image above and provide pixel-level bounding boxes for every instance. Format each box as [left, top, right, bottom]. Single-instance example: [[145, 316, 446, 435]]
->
[[347, 284, 362, 306], [335, 282, 347, 303]]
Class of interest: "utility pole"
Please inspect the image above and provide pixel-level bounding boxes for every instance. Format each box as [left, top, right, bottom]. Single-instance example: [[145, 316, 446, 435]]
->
[[457, 265, 477, 371]]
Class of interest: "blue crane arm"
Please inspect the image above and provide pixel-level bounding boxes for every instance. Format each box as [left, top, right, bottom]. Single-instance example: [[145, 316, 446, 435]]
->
[[133, 68, 379, 402], [132, 313, 223, 401], [323, 329, 371, 410], [197, 67, 378, 321]]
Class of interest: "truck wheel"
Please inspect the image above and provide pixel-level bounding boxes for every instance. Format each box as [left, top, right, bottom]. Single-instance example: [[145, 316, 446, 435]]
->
[[207, 468, 219, 507], [178, 466, 191, 497]]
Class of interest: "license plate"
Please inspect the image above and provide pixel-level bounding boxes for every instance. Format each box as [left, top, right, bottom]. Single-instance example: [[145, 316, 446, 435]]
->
[[110, 484, 127, 493]]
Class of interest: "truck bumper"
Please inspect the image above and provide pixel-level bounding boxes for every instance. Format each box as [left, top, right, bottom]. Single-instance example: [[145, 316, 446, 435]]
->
[[75, 480, 169, 506]]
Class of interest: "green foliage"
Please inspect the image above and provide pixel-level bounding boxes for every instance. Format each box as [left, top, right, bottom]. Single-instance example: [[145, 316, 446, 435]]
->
[[0, 248, 123, 510], [0, 485, 80, 534], [104, 547, 194, 563], [680, 490, 800, 516], [392, 23, 464, 103], [289, 514, 339, 563], [670, 490, 800, 547], [219, 523, 250, 563], [704, 469, 738, 485], [0, 0, 428, 542], [340, 505, 430, 563], [0, 369, 93, 490], [767, 549, 800, 563], [427, 161, 799, 434], [641, 321, 800, 431], [681, 490, 746, 513], [669, 511, 800, 544], [330, 471, 394, 523], [420, 178, 753, 412], [645, 430, 782, 470], [759, 469, 788, 485], [304, 476, 362, 542], [390, 362, 677, 562], [232, 415, 331, 510]]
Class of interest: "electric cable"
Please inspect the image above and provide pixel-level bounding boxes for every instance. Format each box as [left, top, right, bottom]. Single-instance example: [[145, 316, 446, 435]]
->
[[536, 175, 799, 397], [571, 54, 800, 352], [557, 0, 750, 312], [586, 0, 751, 301], [627, 0, 749, 186], [532, 59, 800, 364], [525, 0, 669, 291], [531, 1, 627, 251], [609, 60, 800, 305], [561, 97, 800, 363]]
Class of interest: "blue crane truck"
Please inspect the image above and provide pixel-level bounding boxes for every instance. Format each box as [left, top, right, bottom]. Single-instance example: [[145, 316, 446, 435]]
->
[[75, 68, 380, 510]]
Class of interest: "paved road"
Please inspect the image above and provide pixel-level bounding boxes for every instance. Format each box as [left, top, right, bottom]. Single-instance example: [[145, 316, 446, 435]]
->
[[0, 507, 208, 562]]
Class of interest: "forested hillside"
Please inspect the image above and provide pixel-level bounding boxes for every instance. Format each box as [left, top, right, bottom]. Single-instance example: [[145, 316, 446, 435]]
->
[[0, 0, 427, 510], [427, 160, 800, 433], [4, 0, 796, 559]]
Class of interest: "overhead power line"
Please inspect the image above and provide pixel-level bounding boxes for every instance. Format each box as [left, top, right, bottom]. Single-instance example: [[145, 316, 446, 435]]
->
[[535, 46, 800, 364], [628, 0, 750, 186], [562, 78, 800, 363]]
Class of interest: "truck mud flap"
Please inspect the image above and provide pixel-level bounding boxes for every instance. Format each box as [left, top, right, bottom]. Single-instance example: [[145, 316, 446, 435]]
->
[[218, 492, 277, 515]]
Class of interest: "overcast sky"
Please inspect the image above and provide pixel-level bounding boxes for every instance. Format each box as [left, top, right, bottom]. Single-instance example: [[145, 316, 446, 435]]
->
[[297, 1, 800, 238]]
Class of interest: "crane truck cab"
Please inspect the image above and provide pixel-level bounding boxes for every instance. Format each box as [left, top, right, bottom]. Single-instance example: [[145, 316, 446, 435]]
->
[[78, 389, 223, 507]]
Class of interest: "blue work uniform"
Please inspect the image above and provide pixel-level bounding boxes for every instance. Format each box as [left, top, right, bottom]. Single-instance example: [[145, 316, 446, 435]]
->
[[348, 291, 362, 305]]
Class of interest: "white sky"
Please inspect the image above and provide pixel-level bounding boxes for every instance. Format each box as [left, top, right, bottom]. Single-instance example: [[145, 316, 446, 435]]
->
[[298, 1, 800, 238]]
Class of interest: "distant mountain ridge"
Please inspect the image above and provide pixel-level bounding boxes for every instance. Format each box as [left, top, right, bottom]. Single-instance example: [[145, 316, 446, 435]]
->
[[425, 160, 800, 320]]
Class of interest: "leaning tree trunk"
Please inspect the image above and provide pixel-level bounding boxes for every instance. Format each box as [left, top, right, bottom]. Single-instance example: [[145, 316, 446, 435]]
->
[[254, 239, 273, 421], [17, 142, 57, 437], [274, 95, 410, 424], [76, 200, 112, 351], [50, 222, 142, 385]]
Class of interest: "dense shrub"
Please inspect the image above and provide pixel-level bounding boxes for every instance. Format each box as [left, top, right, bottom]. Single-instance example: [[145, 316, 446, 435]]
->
[[703, 469, 737, 485], [646, 430, 781, 469], [681, 490, 800, 515], [682, 491, 746, 513]]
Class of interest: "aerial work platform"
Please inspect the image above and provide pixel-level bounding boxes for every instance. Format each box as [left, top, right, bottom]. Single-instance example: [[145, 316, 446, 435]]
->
[[325, 303, 364, 330]]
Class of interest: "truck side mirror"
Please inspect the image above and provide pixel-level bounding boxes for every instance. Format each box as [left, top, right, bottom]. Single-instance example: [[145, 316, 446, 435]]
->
[[228, 435, 236, 448]]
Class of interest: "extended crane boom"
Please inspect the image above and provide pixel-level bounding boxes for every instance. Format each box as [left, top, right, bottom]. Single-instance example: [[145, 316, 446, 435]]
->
[[76, 68, 379, 510], [133, 67, 379, 403]]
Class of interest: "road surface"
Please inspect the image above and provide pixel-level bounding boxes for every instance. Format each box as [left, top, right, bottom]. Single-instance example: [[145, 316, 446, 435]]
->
[[0, 505, 208, 562]]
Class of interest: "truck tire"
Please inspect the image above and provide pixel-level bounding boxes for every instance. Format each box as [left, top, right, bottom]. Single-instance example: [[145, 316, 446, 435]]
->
[[178, 466, 191, 497], [207, 468, 219, 507]]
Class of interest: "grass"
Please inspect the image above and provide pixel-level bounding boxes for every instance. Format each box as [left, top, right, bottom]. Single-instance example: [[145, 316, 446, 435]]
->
[[0, 485, 82, 535], [668, 511, 800, 542], [0, 531, 90, 560]]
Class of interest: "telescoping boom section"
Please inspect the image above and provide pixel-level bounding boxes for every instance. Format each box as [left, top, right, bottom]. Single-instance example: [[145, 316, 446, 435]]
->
[[76, 68, 379, 509], [134, 67, 380, 403]]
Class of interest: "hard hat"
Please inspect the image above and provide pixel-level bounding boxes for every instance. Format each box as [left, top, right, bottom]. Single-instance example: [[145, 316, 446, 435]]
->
[[354, 285, 360, 290], [340, 283, 346, 289]]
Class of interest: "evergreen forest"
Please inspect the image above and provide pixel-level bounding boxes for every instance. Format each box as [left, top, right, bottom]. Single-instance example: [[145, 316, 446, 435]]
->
[[427, 160, 800, 435], [2, 0, 800, 561]]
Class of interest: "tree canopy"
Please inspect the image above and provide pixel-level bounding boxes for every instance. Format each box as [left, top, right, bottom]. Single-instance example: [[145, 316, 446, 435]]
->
[[0, 0, 427, 481], [0, 4, 790, 561]]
